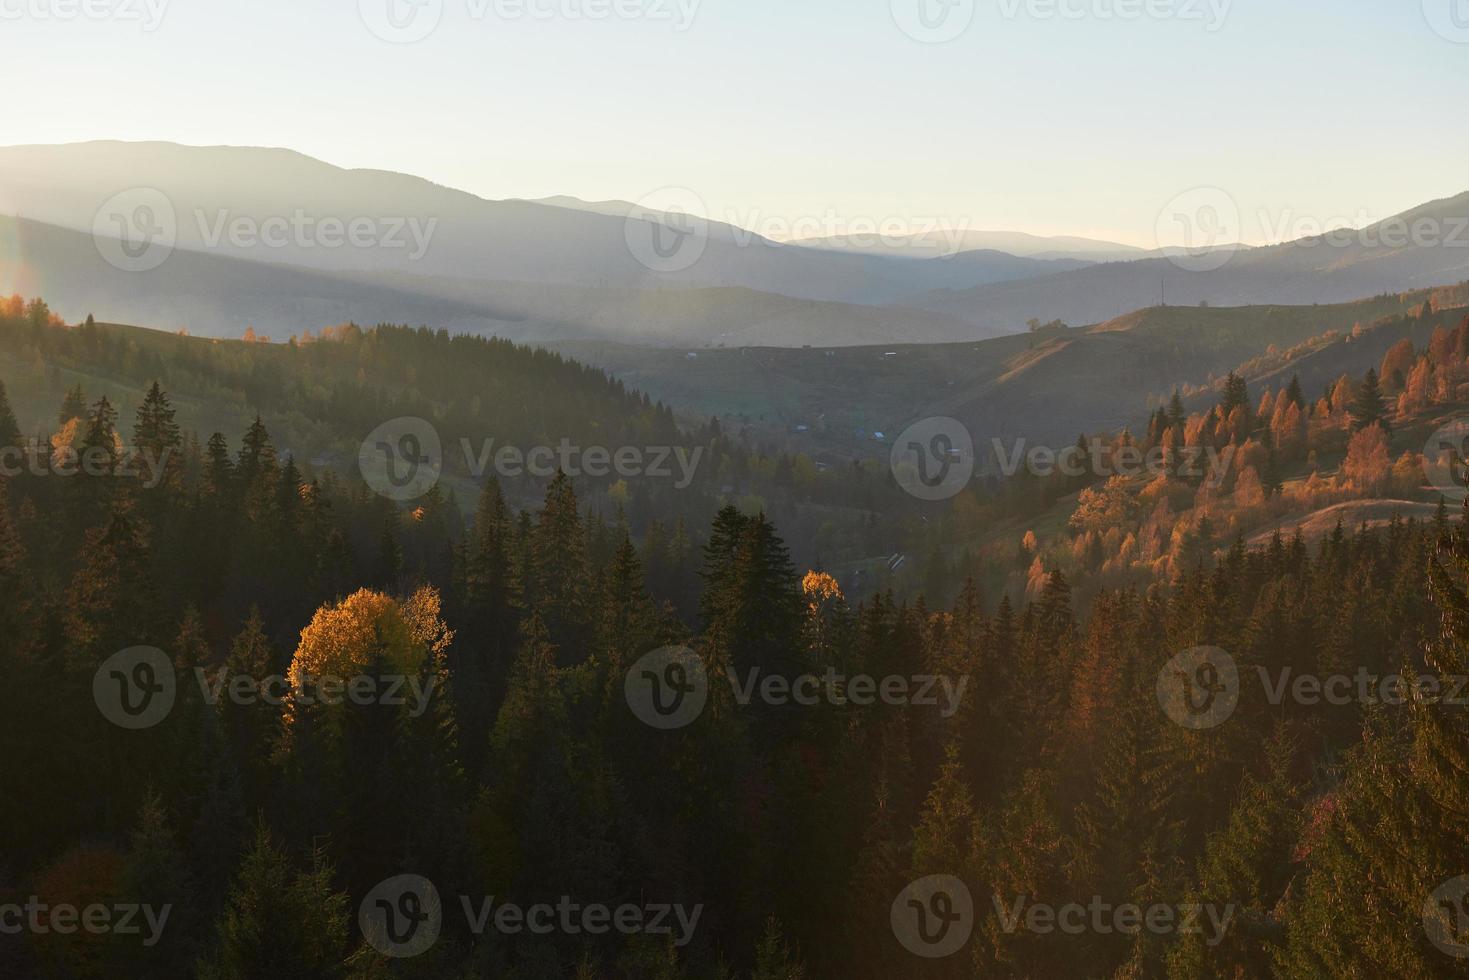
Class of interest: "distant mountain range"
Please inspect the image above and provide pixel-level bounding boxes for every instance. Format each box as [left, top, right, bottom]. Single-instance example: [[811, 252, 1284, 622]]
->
[[1, 141, 1467, 350], [910, 192, 1469, 331], [787, 229, 1145, 263], [0, 213, 996, 347], [0, 141, 1086, 309]]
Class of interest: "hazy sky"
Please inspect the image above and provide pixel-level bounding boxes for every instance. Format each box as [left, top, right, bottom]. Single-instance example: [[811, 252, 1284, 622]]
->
[[5, 0, 1467, 247]]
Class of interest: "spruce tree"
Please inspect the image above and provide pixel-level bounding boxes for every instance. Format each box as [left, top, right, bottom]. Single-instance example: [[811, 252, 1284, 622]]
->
[[0, 379, 21, 450], [1285, 374, 1305, 410], [59, 383, 87, 424], [1349, 367, 1389, 432], [197, 821, 350, 980]]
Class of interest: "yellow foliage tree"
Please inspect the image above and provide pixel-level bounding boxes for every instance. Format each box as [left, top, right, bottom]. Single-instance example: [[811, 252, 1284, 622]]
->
[[285, 586, 451, 727], [1341, 424, 1391, 496]]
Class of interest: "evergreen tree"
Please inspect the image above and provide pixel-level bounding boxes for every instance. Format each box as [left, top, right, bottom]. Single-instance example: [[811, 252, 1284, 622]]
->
[[133, 380, 182, 463], [1284, 374, 1305, 410], [0, 379, 21, 450], [1220, 372, 1249, 418], [1168, 388, 1187, 427], [59, 383, 87, 424], [198, 821, 350, 980], [1349, 367, 1390, 432], [529, 471, 591, 659]]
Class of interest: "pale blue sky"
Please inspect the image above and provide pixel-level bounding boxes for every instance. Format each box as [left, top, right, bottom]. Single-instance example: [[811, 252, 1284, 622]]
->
[[4, 0, 1466, 246]]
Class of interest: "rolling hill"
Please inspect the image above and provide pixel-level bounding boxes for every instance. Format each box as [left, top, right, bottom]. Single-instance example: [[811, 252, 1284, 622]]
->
[[551, 286, 1469, 454], [0, 213, 1016, 347]]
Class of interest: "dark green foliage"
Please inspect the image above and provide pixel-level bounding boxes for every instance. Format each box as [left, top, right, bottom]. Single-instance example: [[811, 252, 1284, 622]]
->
[[1349, 366, 1390, 432]]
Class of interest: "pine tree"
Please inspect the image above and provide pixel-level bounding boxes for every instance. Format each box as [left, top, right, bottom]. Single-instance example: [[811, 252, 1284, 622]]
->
[[133, 381, 181, 463], [0, 379, 21, 450], [1284, 374, 1305, 410], [109, 790, 202, 977], [203, 433, 233, 497], [197, 821, 350, 980], [1349, 367, 1389, 433], [1220, 372, 1249, 418], [751, 917, 807, 980], [59, 383, 87, 424], [529, 471, 591, 659], [219, 608, 280, 805], [1168, 389, 1187, 427], [1166, 727, 1303, 979], [1276, 532, 1469, 975]]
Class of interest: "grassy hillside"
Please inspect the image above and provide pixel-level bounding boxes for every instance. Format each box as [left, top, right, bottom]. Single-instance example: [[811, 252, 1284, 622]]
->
[[557, 286, 1469, 455]]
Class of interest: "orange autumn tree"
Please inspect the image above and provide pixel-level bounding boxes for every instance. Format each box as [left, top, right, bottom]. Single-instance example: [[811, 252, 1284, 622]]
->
[[284, 586, 452, 729], [1341, 423, 1391, 495]]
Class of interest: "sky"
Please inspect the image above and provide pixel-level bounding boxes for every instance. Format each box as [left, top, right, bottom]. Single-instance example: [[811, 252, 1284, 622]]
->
[[4, 0, 1467, 248]]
